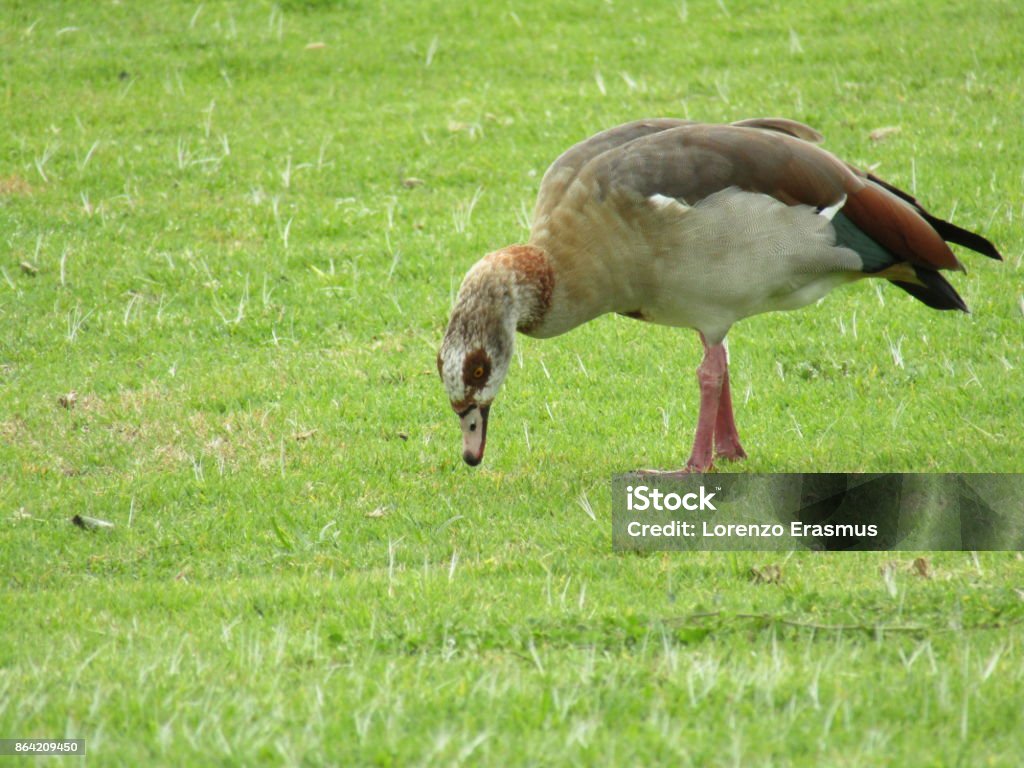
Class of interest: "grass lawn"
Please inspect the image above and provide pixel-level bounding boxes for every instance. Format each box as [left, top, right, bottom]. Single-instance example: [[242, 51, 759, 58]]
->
[[2, 0, 1023, 764]]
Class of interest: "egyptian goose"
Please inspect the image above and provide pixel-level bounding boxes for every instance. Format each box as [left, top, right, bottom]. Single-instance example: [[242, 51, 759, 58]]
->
[[437, 118, 1002, 472]]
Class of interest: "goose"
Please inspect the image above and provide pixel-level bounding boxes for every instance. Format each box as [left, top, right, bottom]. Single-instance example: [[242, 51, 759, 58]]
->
[[437, 118, 1002, 472]]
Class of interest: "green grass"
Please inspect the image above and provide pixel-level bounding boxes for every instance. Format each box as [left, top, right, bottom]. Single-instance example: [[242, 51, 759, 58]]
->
[[2, 0, 1023, 764]]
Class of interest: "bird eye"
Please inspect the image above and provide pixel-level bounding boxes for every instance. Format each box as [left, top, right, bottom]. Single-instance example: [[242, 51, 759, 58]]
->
[[462, 351, 491, 388]]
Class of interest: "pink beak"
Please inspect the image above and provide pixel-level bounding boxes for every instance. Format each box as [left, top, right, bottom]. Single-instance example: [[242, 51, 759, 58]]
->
[[459, 405, 489, 466]]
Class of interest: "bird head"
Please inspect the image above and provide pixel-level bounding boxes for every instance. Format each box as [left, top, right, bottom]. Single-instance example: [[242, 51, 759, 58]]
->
[[437, 260, 518, 466]]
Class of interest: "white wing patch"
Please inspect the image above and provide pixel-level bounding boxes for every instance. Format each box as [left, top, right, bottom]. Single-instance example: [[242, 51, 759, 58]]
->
[[817, 194, 847, 221], [649, 193, 690, 213]]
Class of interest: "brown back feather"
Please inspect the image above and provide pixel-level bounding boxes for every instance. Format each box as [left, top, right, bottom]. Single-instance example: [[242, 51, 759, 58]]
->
[[729, 117, 825, 144], [534, 119, 691, 218]]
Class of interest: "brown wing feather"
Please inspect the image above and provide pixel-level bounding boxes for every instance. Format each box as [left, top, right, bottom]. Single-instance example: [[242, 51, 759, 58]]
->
[[843, 184, 964, 272], [838, 161, 1001, 261], [862, 172, 1003, 261]]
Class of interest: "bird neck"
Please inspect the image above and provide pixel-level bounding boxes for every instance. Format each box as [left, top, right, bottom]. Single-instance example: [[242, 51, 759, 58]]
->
[[477, 245, 554, 334]]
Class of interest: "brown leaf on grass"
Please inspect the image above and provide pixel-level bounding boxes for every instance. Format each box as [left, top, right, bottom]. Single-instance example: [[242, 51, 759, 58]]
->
[[58, 391, 78, 409], [911, 557, 932, 579], [749, 564, 783, 584], [19, 261, 39, 276], [869, 126, 901, 143], [292, 428, 317, 441], [402, 177, 424, 189]]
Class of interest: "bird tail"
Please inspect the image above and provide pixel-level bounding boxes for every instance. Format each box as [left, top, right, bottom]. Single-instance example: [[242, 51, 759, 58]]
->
[[836, 174, 1002, 313]]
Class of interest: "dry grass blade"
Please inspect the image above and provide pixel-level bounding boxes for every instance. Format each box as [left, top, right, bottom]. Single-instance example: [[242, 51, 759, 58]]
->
[[869, 126, 901, 142]]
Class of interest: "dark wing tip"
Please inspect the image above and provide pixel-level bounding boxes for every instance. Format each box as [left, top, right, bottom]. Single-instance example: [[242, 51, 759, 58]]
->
[[866, 172, 1003, 262], [925, 215, 1003, 262], [890, 267, 969, 312]]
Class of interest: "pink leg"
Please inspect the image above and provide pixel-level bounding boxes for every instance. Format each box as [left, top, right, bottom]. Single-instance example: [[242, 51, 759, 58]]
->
[[714, 364, 747, 461], [684, 335, 729, 472], [638, 333, 746, 475]]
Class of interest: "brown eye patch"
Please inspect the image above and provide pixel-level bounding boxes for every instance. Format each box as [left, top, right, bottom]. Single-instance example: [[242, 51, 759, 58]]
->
[[462, 349, 491, 388]]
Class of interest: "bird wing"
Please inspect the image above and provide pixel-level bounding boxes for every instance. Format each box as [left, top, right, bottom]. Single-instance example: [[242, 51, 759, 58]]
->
[[533, 119, 692, 220], [579, 122, 968, 275], [534, 117, 825, 219]]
